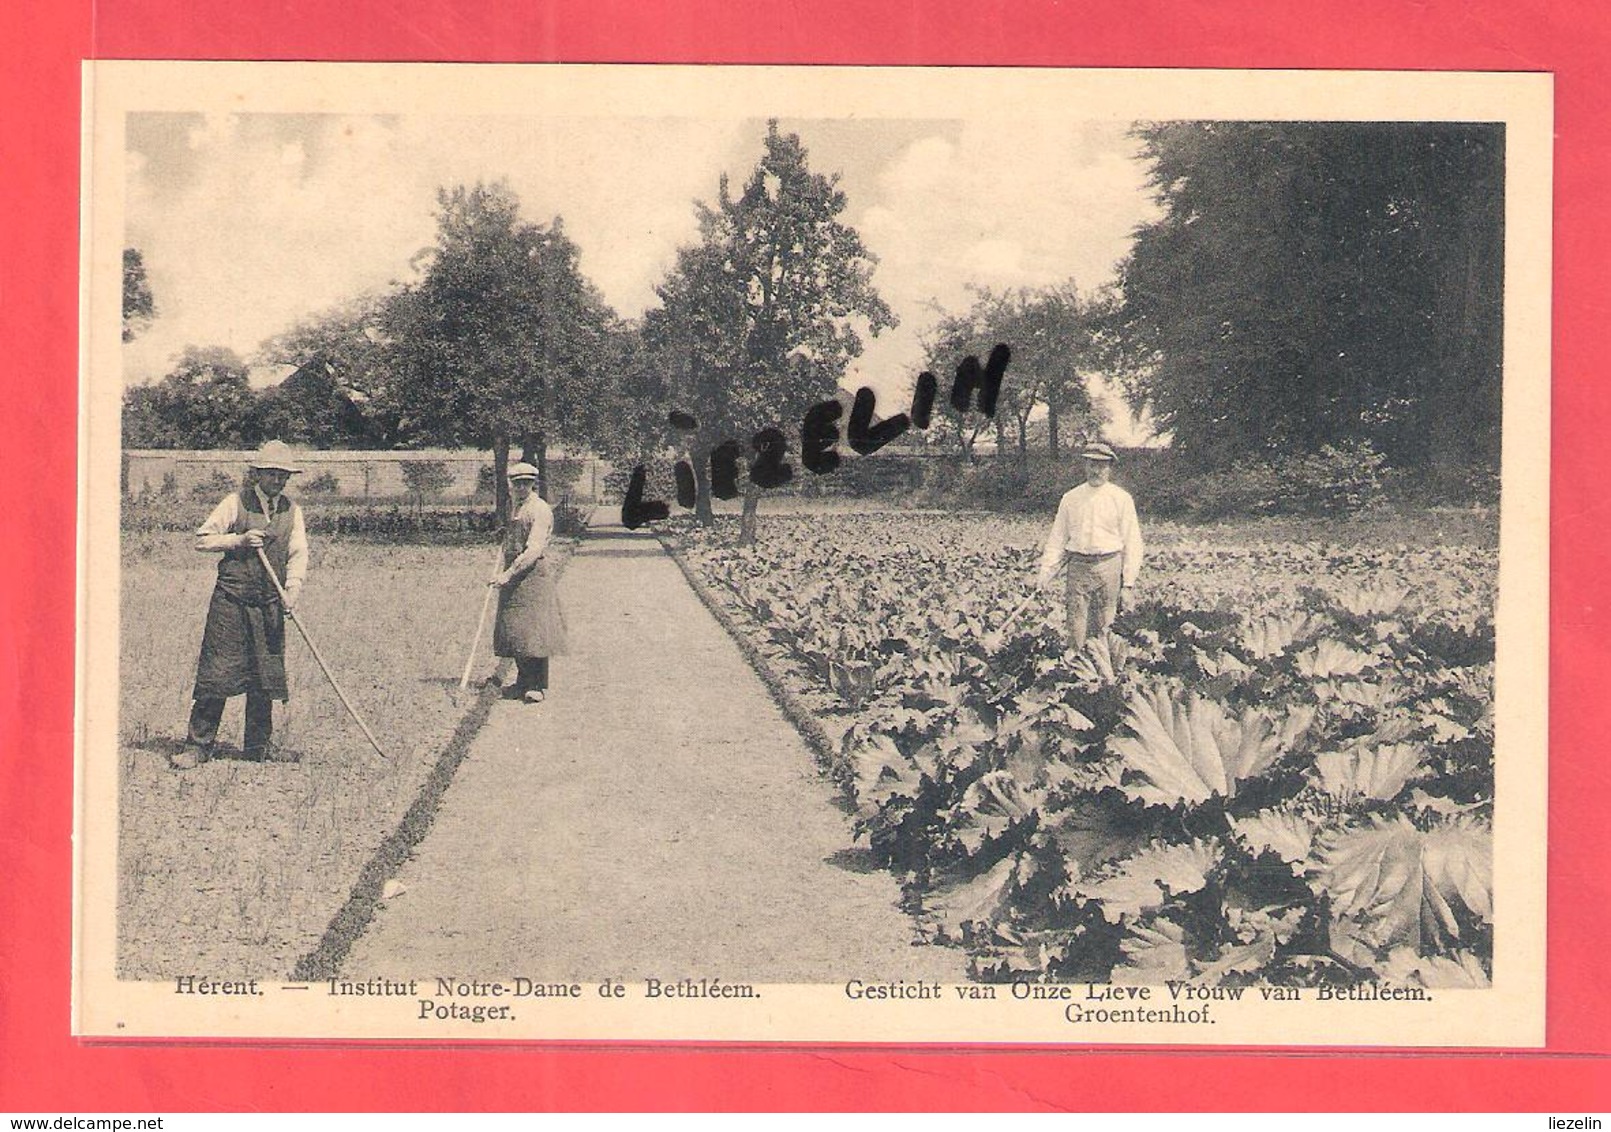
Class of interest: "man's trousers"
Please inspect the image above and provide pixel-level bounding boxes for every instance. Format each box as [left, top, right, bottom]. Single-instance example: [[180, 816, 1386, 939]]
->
[[1063, 552, 1124, 653], [186, 693, 273, 757]]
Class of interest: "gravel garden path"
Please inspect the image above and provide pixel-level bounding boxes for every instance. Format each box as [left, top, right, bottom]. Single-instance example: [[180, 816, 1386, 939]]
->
[[342, 520, 961, 983]]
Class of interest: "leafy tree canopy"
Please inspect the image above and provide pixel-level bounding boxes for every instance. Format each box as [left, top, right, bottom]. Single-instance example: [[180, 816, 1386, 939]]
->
[[644, 122, 895, 526], [382, 181, 620, 514], [1115, 121, 1503, 472], [122, 248, 155, 343], [386, 183, 616, 447], [123, 345, 256, 449], [256, 293, 396, 448], [921, 282, 1109, 462]]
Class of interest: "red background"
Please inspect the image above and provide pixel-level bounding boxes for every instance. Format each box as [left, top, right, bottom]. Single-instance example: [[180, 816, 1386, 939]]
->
[[3, 0, 1608, 1112]]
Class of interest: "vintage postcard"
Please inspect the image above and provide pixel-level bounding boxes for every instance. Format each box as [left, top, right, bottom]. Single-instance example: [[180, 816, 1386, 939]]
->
[[77, 61, 1550, 1045]]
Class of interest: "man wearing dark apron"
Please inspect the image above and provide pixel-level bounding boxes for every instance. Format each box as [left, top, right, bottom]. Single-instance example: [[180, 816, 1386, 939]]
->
[[175, 440, 309, 768]]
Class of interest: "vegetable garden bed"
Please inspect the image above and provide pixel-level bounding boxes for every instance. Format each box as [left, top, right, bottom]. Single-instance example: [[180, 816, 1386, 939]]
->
[[667, 510, 1497, 988]]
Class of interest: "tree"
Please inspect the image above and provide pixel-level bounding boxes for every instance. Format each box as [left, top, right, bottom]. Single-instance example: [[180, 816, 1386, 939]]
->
[[385, 182, 617, 519], [256, 293, 398, 448], [921, 283, 1105, 466], [122, 248, 155, 343], [400, 459, 454, 515], [989, 284, 1108, 465], [1033, 284, 1112, 459], [1115, 121, 1504, 473], [919, 300, 997, 465], [573, 320, 673, 478], [645, 122, 896, 540], [122, 346, 258, 448], [253, 359, 373, 450]]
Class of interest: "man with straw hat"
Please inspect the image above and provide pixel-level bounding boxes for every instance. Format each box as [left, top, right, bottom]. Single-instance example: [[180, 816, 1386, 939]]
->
[[173, 440, 309, 769], [492, 462, 567, 703], [1036, 440, 1144, 653]]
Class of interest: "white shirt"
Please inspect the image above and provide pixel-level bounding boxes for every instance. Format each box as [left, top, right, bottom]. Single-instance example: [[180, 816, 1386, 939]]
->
[[507, 493, 554, 576], [195, 488, 309, 597], [1038, 480, 1144, 588]]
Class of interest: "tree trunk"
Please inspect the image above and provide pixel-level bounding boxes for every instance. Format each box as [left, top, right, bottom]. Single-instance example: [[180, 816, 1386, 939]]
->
[[691, 443, 715, 526], [1017, 414, 1029, 471], [493, 433, 511, 523], [1424, 195, 1497, 480], [737, 476, 761, 546], [520, 431, 549, 501], [1047, 400, 1061, 458]]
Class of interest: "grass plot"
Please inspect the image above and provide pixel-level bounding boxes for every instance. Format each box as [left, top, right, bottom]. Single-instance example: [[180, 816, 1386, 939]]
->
[[114, 533, 544, 980]]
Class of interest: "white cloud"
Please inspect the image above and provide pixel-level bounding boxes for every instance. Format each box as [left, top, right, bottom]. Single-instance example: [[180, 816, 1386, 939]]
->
[[880, 135, 955, 195], [962, 238, 1034, 284], [186, 112, 236, 151], [860, 119, 1156, 313], [848, 119, 1160, 426]]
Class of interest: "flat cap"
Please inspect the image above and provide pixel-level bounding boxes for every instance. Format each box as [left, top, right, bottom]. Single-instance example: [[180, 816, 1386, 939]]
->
[[1080, 441, 1117, 462], [507, 462, 540, 481]]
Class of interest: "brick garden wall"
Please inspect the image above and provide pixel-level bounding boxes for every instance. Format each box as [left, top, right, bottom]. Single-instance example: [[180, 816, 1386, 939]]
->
[[123, 449, 603, 502]]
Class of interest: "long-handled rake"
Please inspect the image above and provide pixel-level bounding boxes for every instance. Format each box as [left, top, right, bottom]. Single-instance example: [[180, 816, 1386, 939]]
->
[[981, 561, 1067, 653], [459, 542, 505, 691], [979, 560, 1069, 656], [255, 547, 389, 759], [982, 592, 1039, 653]]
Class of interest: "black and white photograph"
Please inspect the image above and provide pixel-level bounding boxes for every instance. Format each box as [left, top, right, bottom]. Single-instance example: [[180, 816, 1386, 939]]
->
[[75, 63, 1550, 1044]]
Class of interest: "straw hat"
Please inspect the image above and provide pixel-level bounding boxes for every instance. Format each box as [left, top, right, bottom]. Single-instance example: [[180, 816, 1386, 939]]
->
[[249, 440, 302, 473]]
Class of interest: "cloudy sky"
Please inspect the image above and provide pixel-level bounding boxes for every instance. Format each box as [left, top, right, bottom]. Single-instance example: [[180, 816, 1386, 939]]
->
[[124, 111, 1161, 435]]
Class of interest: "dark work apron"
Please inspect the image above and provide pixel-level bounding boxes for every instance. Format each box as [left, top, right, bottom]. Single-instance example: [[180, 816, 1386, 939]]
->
[[192, 490, 296, 701], [493, 496, 568, 659]]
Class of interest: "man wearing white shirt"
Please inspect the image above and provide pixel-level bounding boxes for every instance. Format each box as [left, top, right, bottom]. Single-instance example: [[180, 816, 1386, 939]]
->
[[173, 440, 310, 769], [1037, 441, 1144, 652]]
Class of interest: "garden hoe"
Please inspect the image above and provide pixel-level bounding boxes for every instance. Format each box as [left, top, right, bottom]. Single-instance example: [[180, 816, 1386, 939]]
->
[[256, 547, 389, 759]]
